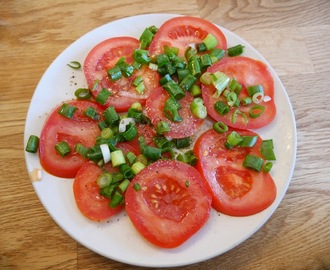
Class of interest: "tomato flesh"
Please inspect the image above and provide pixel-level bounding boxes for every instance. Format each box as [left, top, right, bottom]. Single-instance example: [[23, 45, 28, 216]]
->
[[194, 128, 276, 216], [84, 37, 160, 112], [146, 86, 204, 139], [202, 56, 276, 130], [149, 16, 227, 57], [73, 162, 123, 221], [39, 100, 103, 178], [125, 160, 212, 248]]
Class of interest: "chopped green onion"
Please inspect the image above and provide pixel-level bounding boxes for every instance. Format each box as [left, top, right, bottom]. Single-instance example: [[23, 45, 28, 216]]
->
[[238, 136, 258, 147], [148, 62, 158, 71], [163, 81, 185, 100], [58, 103, 77, 119], [92, 80, 100, 91], [87, 145, 102, 161], [172, 56, 186, 69], [226, 92, 238, 107], [213, 122, 228, 133], [131, 161, 146, 175], [185, 180, 190, 187], [107, 66, 122, 81], [126, 151, 136, 165], [118, 62, 134, 78], [133, 182, 141, 191], [212, 71, 230, 98], [209, 48, 225, 63], [139, 27, 154, 49], [118, 178, 131, 193], [130, 102, 143, 111], [188, 56, 201, 76], [252, 92, 264, 104], [185, 46, 197, 61], [200, 72, 212, 85], [25, 135, 39, 153], [100, 144, 111, 163], [156, 120, 170, 134], [241, 97, 252, 105], [249, 105, 265, 118], [67, 61, 81, 69], [164, 97, 183, 122], [200, 54, 212, 68], [263, 162, 273, 173], [159, 74, 172, 86], [135, 81, 145, 94], [138, 136, 162, 161], [103, 106, 120, 126], [214, 100, 229, 115], [55, 141, 71, 157], [227, 44, 245, 56], [84, 106, 100, 120], [153, 135, 171, 149], [177, 69, 190, 83], [75, 143, 88, 158], [109, 191, 123, 208], [132, 75, 143, 87], [156, 53, 170, 67], [111, 149, 126, 167], [175, 137, 191, 149], [225, 131, 242, 149], [119, 163, 134, 179], [247, 84, 264, 97], [203, 33, 218, 50], [190, 84, 202, 97], [96, 172, 112, 188], [101, 127, 114, 139], [133, 49, 150, 64], [243, 154, 264, 172], [190, 97, 207, 119], [164, 45, 178, 59], [260, 139, 276, 160], [176, 150, 198, 165], [197, 42, 207, 52], [121, 123, 138, 141], [135, 154, 148, 166], [74, 88, 92, 100], [179, 74, 197, 91], [232, 109, 248, 124]]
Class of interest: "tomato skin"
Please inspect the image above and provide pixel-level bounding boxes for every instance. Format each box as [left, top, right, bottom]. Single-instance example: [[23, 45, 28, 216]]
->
[[194, 128, 276, 216], [149, 16, 227, 57], [146, 86, 204, 139], [202, 56, 276, 129], [125, 160, 212, 248], [83, 37, 160, 112], [39, 100, 103, 178], [73, 162, 123, 221]]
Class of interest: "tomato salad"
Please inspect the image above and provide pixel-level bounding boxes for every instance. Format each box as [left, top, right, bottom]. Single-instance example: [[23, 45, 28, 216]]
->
[[25, 16, 277, 249]]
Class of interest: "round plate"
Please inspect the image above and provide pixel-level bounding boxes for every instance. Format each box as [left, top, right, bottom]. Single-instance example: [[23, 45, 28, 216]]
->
[[24, 14, 297, 267]]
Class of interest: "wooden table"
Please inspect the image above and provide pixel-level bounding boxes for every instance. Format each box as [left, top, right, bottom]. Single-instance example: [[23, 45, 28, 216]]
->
[[1, 1, 329, 269]]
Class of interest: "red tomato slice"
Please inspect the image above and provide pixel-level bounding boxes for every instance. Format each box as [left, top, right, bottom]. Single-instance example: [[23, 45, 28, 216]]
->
[[202, 56, 276, 129], [125, 160, 212, 248], [39, 100, 103, 178], [194, 128, 276, 216], [149, 16, 227, 57], [83, 37, 160, 112], [146, 86, 204, 139], [73, 161, 123, 221]]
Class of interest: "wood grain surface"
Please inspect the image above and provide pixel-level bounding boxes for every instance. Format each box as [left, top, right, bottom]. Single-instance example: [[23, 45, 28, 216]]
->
[[1, 0, 329, 269]]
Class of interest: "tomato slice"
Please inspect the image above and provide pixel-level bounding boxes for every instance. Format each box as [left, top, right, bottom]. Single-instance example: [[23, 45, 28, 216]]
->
[[149, 16, 227, 57], [39, 100, 103, 178], [194, 128, 276, 216], [83, 37, 160, 112], [146, 86, 204, 139], [125, 160, 212, 248], [202, 56, 276, 129], [73, 161, 123, 221]]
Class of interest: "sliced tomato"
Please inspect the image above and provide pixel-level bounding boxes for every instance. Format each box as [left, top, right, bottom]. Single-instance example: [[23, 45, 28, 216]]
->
[[149, 16, 227, 57], [39, 100, 103, 178], [202, 56, 276, 129], [73, 161, 123, 221], [145, 86, 204, 139], [83, 37, 160, 112], [125, 160, 212, 248], [194, 128, 276, 216]]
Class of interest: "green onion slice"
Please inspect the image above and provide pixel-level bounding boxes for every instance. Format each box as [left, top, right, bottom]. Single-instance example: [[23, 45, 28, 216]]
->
[[249, 105, 265, 118], [243, 154, 264, 172], [58, 103, 77, 119], [25, 135, 39, 153], [74, 88, 92, 100], [164, 97, 183, 122], [67, 61, 81, 69], [55, 141, 71, 157], [190, 97, 207, 119], [227, 44, 245, 57], [213, 121, 228, 134]]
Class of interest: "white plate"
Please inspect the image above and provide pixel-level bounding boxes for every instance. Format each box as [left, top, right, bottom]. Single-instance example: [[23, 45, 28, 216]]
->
[[24, 14, 297, 267]]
